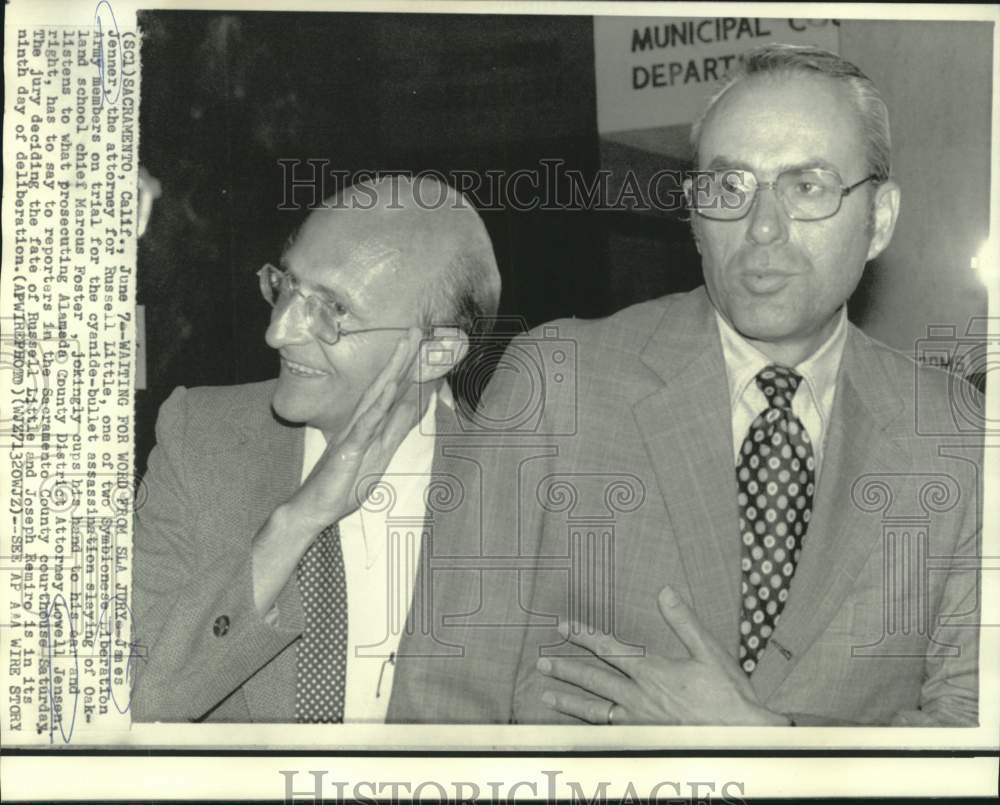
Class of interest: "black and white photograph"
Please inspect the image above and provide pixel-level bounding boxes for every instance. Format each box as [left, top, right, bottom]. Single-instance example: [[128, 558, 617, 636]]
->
[[2, 0, 997, 800]]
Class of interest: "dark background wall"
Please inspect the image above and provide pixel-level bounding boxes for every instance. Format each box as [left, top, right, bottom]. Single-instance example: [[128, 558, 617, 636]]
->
[[136, 10, 702, 473]]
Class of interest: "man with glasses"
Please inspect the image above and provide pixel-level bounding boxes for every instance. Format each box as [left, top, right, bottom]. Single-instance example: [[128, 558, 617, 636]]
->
[[402, 44, 980, 726], [132, 175, 501, 722]]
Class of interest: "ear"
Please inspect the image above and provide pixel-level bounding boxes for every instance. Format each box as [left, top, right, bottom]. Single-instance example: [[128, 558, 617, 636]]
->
[[866, 179, 901, 261], [414, 326, 469, 384], [683, 177, 702, 255]]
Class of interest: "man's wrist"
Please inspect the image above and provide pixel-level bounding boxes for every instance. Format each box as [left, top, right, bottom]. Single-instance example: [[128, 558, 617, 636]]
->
[[275, 496, 337, 539], [254, 500, 329, 569], [251, 502, 331, 616]]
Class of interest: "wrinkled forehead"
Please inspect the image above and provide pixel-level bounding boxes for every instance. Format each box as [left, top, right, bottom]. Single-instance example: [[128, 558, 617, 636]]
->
[[696, 73, 867, 176], [284, 206, 404, 276], [281, 203, 456, 317]]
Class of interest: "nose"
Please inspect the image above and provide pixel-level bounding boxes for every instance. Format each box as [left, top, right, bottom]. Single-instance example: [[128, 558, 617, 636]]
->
[[746, 184, 789, 246], [264, 297, 313, 349]]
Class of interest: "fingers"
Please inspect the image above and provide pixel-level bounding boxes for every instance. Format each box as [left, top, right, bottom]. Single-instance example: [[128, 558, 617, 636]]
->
[[348, 337, 408, 426], [378, 396, 418, 454], [540, 689, 624, 725], [537, 655, 634, 709], [656, 584, 718, 663], [389, 326, 424, 387], [346, 376, 399, 449], [366, 329, 423, 440], [375, 330, 419, 401], [340, 329, 422, 448], [558, 620, 640, 676]]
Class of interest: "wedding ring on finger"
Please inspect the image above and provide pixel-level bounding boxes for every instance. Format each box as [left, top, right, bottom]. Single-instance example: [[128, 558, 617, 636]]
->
[[607, 702, 617, 725]]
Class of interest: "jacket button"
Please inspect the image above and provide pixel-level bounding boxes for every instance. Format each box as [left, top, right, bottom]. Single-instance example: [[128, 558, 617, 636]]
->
[[213, 615, 230, 636]]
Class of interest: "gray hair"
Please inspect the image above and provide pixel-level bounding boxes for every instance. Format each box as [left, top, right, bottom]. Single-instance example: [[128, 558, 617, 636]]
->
[[690, 44, 891, 182], [422, 228, 501, 337]]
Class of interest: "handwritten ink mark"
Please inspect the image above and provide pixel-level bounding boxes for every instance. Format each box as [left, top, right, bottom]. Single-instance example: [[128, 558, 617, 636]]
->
[[43, 594, 80, 744], [42, 594, 141, 743], [96, 596, 141, 716], [93, 0, 122, 107]]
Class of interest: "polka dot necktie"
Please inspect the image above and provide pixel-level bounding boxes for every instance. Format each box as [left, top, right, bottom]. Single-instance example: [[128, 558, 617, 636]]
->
[[295, 522, 348, 722], [736, 364, 815, 675]]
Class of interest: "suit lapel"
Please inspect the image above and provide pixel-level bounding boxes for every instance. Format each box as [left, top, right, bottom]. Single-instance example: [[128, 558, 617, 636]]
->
[[385, 397, 469, 721], [632, 290, 744, 653], [749, 327, 908, 702], [230, 390, 305, 722]]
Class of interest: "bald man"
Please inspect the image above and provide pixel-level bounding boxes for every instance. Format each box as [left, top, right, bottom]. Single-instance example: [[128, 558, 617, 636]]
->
[[132, 177, 501, 722]]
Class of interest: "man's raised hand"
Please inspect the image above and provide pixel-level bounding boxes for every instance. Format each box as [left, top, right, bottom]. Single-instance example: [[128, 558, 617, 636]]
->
[[251, 328, 424, 616], [291, 327, 424, 534]]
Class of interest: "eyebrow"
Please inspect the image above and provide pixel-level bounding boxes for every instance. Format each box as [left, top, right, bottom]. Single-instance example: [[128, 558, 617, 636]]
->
[[313, 280, 355, 312], [704, 156, 843, 175], [275, 244, 401, 323], [276, 257, 359, 314]]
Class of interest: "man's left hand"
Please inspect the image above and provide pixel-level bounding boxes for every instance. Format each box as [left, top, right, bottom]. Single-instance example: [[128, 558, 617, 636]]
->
[[537, 585, 790, 726]]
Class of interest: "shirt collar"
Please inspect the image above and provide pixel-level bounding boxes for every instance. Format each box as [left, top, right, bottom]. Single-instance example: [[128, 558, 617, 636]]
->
[[436, 380, 454, 410], [714, 306, 848, 412], [795, 308, 848, 409]]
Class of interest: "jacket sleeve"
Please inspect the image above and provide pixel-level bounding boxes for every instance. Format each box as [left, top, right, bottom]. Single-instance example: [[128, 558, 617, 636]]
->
[[130, 387, 303, 721]]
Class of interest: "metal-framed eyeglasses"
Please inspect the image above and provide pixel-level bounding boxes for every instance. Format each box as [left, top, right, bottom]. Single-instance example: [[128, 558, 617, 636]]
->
[[688, 167, 878, 222], [257, 263, 427, 346]]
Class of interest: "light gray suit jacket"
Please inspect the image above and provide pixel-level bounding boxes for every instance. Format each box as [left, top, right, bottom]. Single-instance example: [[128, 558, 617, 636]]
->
[[387, 287, 981, 725]]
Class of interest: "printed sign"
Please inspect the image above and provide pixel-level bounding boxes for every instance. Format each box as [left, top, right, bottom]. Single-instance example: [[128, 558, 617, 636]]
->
[[594, 17, 840, 134]]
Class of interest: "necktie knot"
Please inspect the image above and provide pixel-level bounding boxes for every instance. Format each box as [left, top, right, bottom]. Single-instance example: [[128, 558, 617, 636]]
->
[[755, 364, 802, 410]]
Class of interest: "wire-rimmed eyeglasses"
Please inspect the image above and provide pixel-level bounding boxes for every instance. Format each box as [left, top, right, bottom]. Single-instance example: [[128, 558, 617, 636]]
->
[[688, 167, 878, 222], [257, 263, 427, 345]]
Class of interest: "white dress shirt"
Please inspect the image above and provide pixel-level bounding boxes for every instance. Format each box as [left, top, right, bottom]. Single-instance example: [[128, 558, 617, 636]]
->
[[715, 308, 848, 476], [299, 386, 448, 722]]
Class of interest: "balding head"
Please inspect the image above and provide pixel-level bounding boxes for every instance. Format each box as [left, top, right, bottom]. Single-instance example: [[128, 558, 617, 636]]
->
[[293, 175, 500, 335], [266, 174, 500, 436]]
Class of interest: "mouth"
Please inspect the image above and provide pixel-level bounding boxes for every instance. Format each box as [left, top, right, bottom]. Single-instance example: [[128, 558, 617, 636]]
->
[[742, 271, 795, 294], [281, 356, 330, 377]]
